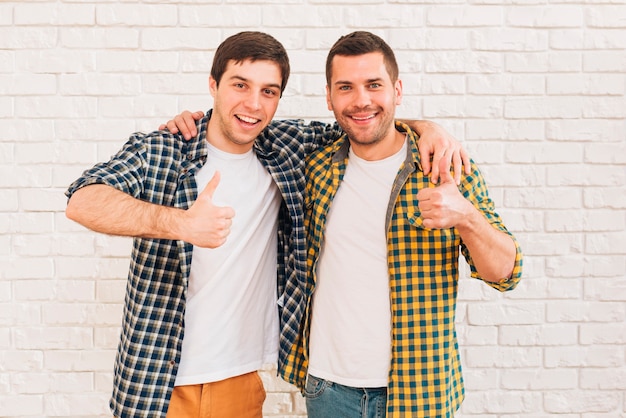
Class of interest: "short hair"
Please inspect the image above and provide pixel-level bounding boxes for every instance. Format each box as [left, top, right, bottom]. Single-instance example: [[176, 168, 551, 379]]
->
[[211, 31, 290, 96], [325, 31, 399, 85]]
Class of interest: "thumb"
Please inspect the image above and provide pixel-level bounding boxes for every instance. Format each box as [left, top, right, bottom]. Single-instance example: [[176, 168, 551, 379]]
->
[[438, 156, 455, 185], [202, 171, 221, 199]]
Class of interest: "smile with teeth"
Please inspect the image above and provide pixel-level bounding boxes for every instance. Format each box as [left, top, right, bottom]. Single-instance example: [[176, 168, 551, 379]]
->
[[351, 114, 376, 121], [236, 114, 260, 124]]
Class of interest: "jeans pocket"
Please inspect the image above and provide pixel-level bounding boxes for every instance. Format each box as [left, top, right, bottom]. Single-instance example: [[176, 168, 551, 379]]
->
[[304, 374, 329, 399]]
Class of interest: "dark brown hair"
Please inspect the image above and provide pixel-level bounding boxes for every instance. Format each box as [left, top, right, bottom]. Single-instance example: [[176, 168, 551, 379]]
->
[[211, 31, 290, 96], [325, 31, 399, 85]]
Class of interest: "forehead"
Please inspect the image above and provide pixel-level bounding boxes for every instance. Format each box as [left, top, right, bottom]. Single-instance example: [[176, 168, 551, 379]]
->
[[223, 59, 282, 84], [329, 52, 389, 82]]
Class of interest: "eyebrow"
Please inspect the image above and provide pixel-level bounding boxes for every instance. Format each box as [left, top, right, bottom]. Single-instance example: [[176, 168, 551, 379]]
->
[[230, 75, 281, 90], [334, 77, 383, 85]]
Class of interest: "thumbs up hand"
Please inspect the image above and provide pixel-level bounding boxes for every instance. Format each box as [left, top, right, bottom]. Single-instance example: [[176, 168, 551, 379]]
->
[[416, 158, 473, 230], [180, 171, 236, 248]]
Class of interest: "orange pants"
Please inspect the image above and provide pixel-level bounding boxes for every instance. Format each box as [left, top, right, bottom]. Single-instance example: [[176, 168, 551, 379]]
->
[[166, 371, 266, 418]]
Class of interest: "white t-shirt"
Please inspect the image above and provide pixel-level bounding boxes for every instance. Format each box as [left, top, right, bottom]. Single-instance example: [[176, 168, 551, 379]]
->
[[309, 139, 407, 388], [175, 143, 281, 386]]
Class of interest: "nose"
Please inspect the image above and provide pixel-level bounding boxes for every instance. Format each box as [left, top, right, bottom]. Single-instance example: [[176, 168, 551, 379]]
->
[[244, 91, 261, 110], [353, 87, 372, 108]]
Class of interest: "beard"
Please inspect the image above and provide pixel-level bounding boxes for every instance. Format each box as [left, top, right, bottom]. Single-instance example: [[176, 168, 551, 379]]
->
[[336, 105, 396, 148]]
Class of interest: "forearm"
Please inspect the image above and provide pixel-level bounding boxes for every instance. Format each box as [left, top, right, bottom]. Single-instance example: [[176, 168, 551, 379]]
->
[[456, 208, 517, 282], [66, 184, 185, 240]]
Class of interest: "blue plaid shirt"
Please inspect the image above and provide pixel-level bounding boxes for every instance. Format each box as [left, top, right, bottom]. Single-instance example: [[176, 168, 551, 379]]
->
[[65, 111, 340, 417]]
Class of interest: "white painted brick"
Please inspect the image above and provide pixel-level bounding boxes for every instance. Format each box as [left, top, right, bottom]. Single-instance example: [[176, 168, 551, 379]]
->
[[14, 327, 93, 350], [550, 29, 584, 49], [14, 3, 95, 25], [547, 164, 625, 187], [263, 392, 295, 415], [44, 393, 110, 415], [96, 4, 178, 26], [60, 27, 139, 49], [20, 188, 68, 212], [467, 74, 545, 95], [583, 51, 626, 72], [141, 28, 221, 51], [0, 189, 18, 212], [94, 235, 132, 257], [501, 368, 578, 390], [584, 277, 626, 301], [1, 212, 54, 234], [0, 96, 13, 118], [583, 97, 626, 118], [499, 324, 578, 346], [426, 6, 502, 26], [0, 350, 44, 372], [545, 346, 624, 368], [44, 350, 115, 372], [0, 74, 56, 95], [460, 390, 542, 414], [2, 256, 54, 279], [580, 368, 626, 390], [424, 51, 503, 73], [16, 96, 98, 119], [0, 373, 9, 393], [546, 119, 623, 141], [0, 46, 11, 70], [467, 302, 545, 326], [55, 256, 129, 280], [472, 28, 548, 51], [97, 50, 179, 73], [178, 5, 261, 27], [16, 50, 97, 73], [584, 29, 626, 49], [0, 395, 44, 415], [94, 327, 122, 349], [584, 187, 626, 209], [59, 74, 142, 96], [95, 280, 126, 303], [505, 96, 582, 118], [580, 323, 626, 345], [461, 368, 498, 391], [544, 391, 621, 413], [141, 74, 207, 95], [505, 142, 582, 163], [506, 6, 583, 27], [13, 234, 53, 257], [586, 232, 626, 255], [0, 27, 57, 49], [0, 4, 12, 25], [586, 6, 626, 28]]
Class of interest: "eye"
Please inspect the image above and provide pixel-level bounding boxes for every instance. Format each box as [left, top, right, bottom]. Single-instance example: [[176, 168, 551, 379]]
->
[[263, 88, 278, 96], [369, 83, 381, 88], [338, 85, 351, 91], [234, 83, 245, 89]]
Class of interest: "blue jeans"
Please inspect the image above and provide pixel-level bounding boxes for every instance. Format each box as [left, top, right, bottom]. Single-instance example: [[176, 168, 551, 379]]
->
[[304, 375, 387, 418]]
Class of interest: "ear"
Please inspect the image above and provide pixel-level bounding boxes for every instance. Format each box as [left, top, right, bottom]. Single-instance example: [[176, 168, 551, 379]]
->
[[326, 85, 333, 111], [395, 79, 403, 106], [209, 76, 218, 98]]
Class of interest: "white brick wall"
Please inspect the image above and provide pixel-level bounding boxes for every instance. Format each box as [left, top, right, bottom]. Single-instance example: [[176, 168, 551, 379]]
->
[[1, 0, 624, 416]]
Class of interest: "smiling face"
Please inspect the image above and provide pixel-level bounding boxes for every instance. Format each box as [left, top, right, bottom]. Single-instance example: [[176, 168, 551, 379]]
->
[[207, 59, 282, 154], [326, 52, 403, 160]]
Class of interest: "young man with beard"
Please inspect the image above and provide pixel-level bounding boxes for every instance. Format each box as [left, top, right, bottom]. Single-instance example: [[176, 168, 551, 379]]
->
[[66, 31, 465, 418], [279, 31, 524, 418]]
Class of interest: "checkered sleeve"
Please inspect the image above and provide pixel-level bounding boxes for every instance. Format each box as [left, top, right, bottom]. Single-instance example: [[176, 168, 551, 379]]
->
[[458, 161, 523, 291]]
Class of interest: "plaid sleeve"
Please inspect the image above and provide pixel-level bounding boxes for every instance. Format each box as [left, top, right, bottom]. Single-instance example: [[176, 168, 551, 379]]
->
[[267, 119, 343, 154], [65, 132, 148, 200], [458, 161, 523, 291]]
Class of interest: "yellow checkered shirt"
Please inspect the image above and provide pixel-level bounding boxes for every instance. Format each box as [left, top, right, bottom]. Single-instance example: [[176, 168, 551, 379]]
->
[[280, 122, 523, 417]]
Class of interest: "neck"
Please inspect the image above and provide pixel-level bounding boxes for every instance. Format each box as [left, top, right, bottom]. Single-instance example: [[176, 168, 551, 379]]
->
[[349, 129, 405, 161]]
